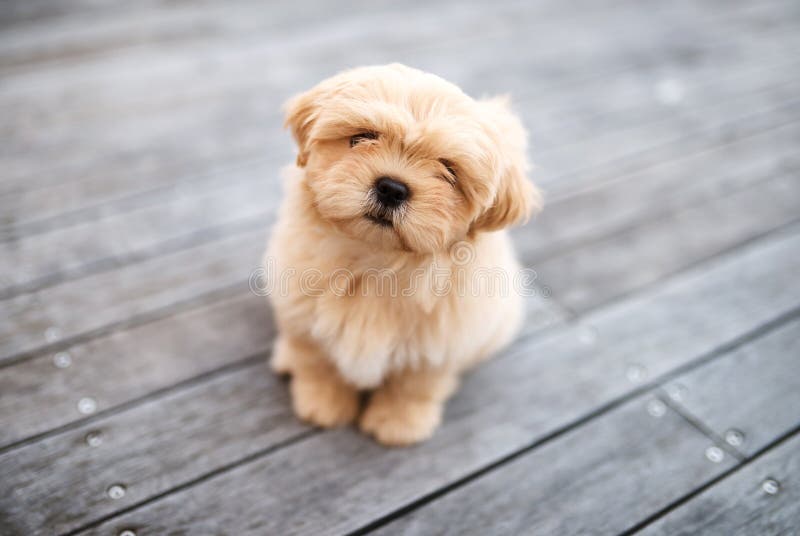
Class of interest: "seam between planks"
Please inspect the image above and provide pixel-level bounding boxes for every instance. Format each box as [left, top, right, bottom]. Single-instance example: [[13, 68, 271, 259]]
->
[[554, 217, 800, 320], [345, 304, 800, 535], [0, 282, 250, 371], [60, 429, 321, 536], [0, 352, 269, 456], [658, 392, 746, 462], [620, 423, 800, 536]]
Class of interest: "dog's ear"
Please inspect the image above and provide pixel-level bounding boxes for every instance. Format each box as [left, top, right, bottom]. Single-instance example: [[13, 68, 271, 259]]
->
[[472, 96, 542, 232], [284, 86, 326, 167]]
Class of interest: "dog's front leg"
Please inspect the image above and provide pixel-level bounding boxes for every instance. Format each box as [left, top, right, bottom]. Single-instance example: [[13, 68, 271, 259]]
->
[[272, 335, 360, 428], [360, 365, 459, 446]]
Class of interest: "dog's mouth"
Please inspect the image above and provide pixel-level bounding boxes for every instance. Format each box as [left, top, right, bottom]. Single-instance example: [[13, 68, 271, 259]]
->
[[365, 213, 393, 227]]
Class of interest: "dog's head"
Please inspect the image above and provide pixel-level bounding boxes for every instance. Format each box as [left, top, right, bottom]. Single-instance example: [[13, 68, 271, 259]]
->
[[285, 64, 541, 253]]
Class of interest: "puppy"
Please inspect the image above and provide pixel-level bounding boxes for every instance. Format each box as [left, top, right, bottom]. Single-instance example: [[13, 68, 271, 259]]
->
[[264, 64, 540, 446]]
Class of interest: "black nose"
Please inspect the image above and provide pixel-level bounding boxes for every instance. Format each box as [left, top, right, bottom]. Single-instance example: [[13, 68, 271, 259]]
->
[[374, 176, 410, 208]]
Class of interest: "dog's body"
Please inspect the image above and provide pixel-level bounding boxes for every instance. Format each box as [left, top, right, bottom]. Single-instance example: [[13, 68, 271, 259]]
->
[[265, 64, 539, 445]]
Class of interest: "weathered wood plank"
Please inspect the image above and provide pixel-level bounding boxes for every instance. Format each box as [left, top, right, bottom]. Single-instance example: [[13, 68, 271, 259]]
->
[[0, 292, 272, 449], [0, 159, 279, 298], [514, 119, 800, 262], [0, 0, 433, 68], [663, 317, 800, 456], [0, 230, 263, 365], [76, 227, 800, 535], [641, 432, 800, 535], [375, 396, 735, 536], [535, 171, 800, 313], [4, 0, 781, 113], [376, 316, 800, 535], [3, 0, 795, 205], [0, 364, 309, 536]]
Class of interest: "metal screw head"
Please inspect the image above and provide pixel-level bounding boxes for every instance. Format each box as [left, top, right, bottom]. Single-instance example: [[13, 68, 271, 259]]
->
[[647, 399, 667, 418], [626, 364, 646, 383], [77, 397, 97, 415], [45, 326, 61, 342], [107, 484, 126, 500], [119, 530, 137, 536], [85, 431, 103, 447], [666, 383, 686, 402], [53, 352, 72, 368], [705, 446, 725, 463], [762, 478, 780, 495], [725, 429, 745, 447]]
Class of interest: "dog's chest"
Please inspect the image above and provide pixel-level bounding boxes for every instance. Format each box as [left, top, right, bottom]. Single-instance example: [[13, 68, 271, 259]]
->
[[306, 275, 456, 387]]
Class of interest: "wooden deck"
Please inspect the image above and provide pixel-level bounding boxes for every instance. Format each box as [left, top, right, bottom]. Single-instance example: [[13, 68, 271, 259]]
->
[[1, 0, 799, 534]]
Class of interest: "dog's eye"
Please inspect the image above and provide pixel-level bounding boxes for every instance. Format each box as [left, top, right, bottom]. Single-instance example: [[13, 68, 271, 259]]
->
[[439, 159, 457, 182], [350, 132, 378, 147]]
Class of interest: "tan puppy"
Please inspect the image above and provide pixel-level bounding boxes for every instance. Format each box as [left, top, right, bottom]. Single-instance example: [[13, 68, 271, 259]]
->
[[264, 64, 540, 445]]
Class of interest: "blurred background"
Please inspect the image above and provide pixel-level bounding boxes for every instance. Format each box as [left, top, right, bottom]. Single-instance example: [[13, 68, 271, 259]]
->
[[1, 1, 799, 534]]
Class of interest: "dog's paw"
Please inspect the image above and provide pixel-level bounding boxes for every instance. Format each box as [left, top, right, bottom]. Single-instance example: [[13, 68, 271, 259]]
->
[[290, 375, 360, 428], [360, 395, 442, 446], [270, 337, 295, 375]]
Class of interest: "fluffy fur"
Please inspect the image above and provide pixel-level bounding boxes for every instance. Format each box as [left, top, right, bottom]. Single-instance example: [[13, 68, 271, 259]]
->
[[265, 64, 540, 445]]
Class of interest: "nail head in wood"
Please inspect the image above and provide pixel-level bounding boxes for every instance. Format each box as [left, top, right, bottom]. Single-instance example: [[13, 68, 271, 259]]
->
[[77, 397, 97, 415], [53, 352, 72, 368], [107, 484, 126, 500], [705, 446, 725, 463], [761, 478, 780, 495], [724, 428, 745, 447]]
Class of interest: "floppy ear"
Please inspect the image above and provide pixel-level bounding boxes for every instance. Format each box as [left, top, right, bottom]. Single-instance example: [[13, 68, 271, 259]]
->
[[472, 96, 542, 232], [283, 86, 326, 167]]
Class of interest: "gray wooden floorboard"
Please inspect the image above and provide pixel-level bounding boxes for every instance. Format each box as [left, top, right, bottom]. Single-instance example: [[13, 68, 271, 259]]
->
[[375, 395, 735, 536], [374, 315, 800, 535], [640, 431, 800, 535], [0, 292, 273, 449], [2, 0, 799, 533], [663, 317, 800, 457], [0, 230, 263, 365], [0, 365, 309, 536], [68, 227, 800, 535], [536, 170, 800, 312], [2, 0, 794, 207]]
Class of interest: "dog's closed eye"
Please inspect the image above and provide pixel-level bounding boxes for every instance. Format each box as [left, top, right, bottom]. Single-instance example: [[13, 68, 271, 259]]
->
[[438, 159, 458, 185], [350, 132, 378, 147]]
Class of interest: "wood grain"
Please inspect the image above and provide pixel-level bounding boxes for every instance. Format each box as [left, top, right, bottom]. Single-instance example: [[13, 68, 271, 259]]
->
[[641, 432, 800, 535], [663, 317, 800, 456], [376, 396, 735, 536]]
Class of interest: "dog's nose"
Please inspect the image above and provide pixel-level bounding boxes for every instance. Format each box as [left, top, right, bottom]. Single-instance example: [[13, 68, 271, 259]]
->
[[374, 176, 409, 207]]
